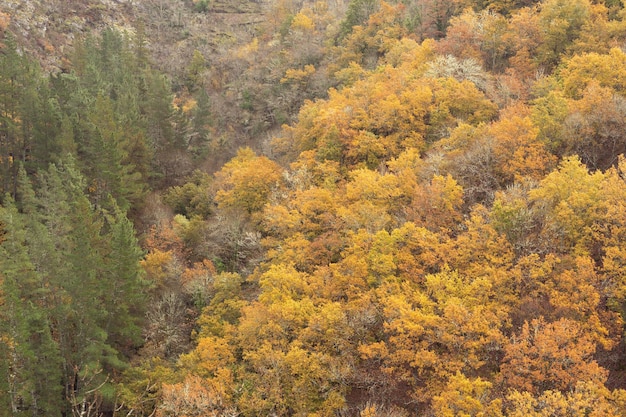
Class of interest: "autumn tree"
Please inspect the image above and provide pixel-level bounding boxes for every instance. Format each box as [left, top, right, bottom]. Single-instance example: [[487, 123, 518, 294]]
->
[[528, 156, 606, 255], [405, 174, 464, 234], [432, 373, 503, 417], [214, 147, 283, 218], [559, 48, 626, 99], [506, 5, 542, 80], [506, 381, 626, 417], [536, 0, 591, 70], [489, 105, 556, 185], [499, 317, 608, 394], [332, 2, 409, 73], [560, 83, 626, 170], [437, 8, 510, 72]]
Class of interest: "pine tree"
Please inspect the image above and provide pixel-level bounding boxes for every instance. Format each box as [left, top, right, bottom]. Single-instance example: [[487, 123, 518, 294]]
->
[[189, 89, 212, 159], [0, 34, 37, 197], [102, 199, 148, 353], [0, 194, 63, 416]]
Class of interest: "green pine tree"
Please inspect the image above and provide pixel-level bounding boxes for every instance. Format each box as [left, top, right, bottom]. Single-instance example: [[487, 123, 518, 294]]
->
[[0, 194, 63, 416]]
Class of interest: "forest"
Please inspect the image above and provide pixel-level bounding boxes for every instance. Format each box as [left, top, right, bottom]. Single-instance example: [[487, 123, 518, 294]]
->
[[2, 0, 626, 415]]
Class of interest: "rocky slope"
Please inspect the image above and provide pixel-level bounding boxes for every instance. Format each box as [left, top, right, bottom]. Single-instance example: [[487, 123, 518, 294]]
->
[[0, 0, 267, 75]]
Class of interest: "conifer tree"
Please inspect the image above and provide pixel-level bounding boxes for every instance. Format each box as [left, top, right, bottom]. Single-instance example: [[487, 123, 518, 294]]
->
[[0, 34, 38, 197], [102, 199, 148, 352], [0, 194, 63, 416]]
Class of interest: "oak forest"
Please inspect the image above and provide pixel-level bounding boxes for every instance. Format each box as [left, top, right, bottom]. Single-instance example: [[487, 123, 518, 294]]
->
[[3, 0, 626, 415]]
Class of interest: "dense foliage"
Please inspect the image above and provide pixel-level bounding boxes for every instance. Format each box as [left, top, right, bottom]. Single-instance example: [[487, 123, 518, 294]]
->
[[3, 0, 626, 416]]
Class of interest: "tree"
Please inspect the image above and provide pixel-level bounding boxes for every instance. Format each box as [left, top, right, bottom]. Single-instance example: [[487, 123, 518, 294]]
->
[[333, 2, 409, 74], [185, 50, 207, 91], [559, 48, 626, 99], [528, 156, 605, 255], [432, 373, 503, 417], [188, 89, 212, 159], [536, 0, 591, 69], [406, 174, 464, 234], [338, 168, 403, 232], [506, 6, 542, 80], [498, 317, 608, 394], [0, 159, 149, 415], [0, 34, 39, 197], [438, 9, 510, 72], [530, 89, 569, 154], [338, 0, 379, 39], [0, 195, 64, 416], [425, 55, 489, 92], [506, 381, 626, 416], [214, 147, 283, 218], [115, 358, 177, 417], [360, 259, 507, 404], [83, 94, 146, 210], [157, 375, 237, 417], [489, 107, 556, 185], [419, 0, 461, 39], [562, 82, 626, 170], [102, 201, 149, 351]]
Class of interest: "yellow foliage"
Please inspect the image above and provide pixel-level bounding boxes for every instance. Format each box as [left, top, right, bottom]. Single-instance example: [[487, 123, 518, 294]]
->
[[179, 336, 235, 379], [181, 98, 197, 114], [506, 381, 626, 416], [258, 263, 311, 303], [140, 249, 174, 287], [280, 64, 316, 84], [560, 48, 626, 98], [529, 156, 606, 255], [283, 39, 497, 170], [264, 186, 340, 239], [290, 11, 315, 32], [215, 147, 283, 216], [235, 37, 259, 60], [432, 373, 503, 417]]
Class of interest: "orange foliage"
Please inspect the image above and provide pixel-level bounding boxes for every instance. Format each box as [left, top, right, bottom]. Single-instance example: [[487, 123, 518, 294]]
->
[[144, 221, 185, 256], [181, 259, 216, 287], [406, 174, 464, 234], [490, 107, 556, 184], [125, 2, 626, 415], [499, 317, 608, 394], [158, 374, 236, 417], [0, 12, 8, 35]]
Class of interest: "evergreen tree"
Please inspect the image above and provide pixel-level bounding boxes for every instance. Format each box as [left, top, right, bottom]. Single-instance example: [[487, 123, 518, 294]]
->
[[189, 88, 212, 159], [338, 0, 379, 39], [83, 94, 146, 210], [102, 198, 148, 353], [25, 80, 64, 170], [0, 194, 63, 416], [2, 159, 148, 415], [0, 34, 38, 197]]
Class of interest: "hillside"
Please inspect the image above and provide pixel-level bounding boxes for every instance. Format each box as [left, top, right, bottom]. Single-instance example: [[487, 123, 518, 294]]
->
[[2, 0, 626, 416], [1, 0, 265, 71], [1, 0, 276, 168]]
